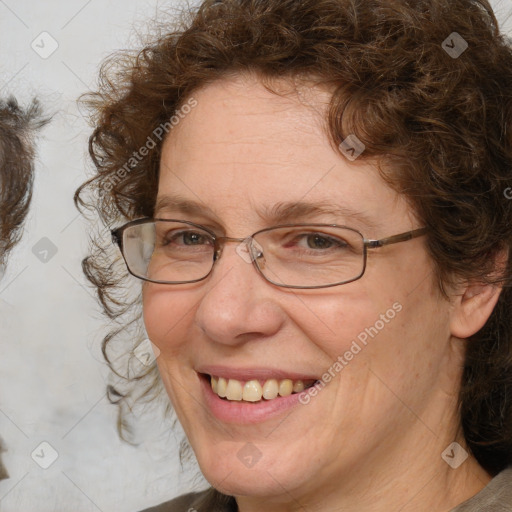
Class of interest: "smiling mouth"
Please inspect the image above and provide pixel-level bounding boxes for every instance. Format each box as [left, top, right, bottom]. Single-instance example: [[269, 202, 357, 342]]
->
[[203, 374, 318, 403]]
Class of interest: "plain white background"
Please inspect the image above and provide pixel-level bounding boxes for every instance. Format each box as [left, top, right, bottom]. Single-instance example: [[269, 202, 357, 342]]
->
[[0, 0, 511, 511]]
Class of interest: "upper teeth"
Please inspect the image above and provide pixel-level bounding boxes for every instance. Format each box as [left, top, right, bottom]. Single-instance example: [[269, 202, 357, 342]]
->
[[210, 376, 309, 402]]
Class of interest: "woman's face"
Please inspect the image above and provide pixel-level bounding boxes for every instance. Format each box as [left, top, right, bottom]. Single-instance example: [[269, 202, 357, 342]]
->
[[143, 76, 462, 502]]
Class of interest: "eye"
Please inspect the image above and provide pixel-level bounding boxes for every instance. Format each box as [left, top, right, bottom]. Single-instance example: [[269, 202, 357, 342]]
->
[[303, 234, 345, 250], [287, 232, 349, 251], [180, 231, 210, 245], [160, 229, 213, 247]]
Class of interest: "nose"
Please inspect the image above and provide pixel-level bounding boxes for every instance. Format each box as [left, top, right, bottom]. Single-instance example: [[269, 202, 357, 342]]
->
[[194, 240, 284, 346]]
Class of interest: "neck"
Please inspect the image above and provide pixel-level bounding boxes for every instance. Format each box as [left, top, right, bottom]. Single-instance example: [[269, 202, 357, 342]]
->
[[234, 402, 491, 512], [235, 454, 489, 512]]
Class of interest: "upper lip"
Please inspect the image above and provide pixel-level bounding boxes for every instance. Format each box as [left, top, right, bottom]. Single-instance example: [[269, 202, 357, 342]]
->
[[196, 365, 319, 382]]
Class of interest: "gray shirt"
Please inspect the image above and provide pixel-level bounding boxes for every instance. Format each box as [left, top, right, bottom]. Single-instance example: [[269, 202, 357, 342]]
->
[[141, 466, 512, 511], [453, 466, 512, 511]]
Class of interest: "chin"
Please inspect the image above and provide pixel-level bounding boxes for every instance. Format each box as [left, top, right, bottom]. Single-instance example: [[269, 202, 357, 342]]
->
[[203, 467, 291, 498], [196, 446, 305, 498]]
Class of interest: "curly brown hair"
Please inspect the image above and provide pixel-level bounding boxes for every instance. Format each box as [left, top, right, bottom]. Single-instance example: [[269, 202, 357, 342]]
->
[[0, 97, 47, 264], [76, 0, 512, 476]]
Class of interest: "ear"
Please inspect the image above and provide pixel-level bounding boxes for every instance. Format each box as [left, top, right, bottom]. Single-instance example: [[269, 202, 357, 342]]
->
[[450, 250, 508, 339]]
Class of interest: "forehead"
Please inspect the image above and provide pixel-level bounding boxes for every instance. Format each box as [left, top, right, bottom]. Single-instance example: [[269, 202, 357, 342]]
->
[[158, 75, 413, 233], [164, 75, 334, 170]]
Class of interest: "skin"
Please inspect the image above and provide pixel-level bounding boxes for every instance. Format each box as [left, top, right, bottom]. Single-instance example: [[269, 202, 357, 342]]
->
[[143, 74, 501, 512]]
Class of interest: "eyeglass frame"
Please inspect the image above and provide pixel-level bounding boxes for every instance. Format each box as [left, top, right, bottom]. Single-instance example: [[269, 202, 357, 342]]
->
[[111, 218, 428, 289]]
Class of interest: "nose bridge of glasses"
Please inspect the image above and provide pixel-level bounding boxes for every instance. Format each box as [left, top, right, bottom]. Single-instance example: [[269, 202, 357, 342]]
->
[[214, 235, 263, 264]]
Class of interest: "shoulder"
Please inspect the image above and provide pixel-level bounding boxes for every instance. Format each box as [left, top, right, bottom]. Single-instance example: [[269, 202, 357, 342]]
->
[[138, 488, 236, 512], [452, 466, 512, 511]]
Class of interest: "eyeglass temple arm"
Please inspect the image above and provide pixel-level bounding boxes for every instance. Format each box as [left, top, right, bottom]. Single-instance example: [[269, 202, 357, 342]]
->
[[111, 229, 122, 247], [366, 227, 428, 249]]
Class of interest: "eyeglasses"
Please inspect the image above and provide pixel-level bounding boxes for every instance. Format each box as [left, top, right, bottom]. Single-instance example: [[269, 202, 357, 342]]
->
[[111, 219, 427, 289]]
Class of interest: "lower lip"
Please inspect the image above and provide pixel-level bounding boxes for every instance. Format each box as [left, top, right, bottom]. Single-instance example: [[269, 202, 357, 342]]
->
[[199, 374, 311, 424]]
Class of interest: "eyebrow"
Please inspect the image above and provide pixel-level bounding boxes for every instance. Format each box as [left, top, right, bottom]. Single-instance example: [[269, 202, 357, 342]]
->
[[154, 196, 219, 220], [154, 195, 380, 229], [261, 201, 379, 229]]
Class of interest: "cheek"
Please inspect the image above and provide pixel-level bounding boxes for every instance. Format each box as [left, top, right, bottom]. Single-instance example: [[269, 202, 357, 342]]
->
[[142, 285, 194, 357], [284, 287, 388, 362], [295, 270, 444, 383]]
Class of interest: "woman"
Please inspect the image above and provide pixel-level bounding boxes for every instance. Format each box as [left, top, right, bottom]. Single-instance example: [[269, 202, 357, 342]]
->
[[76, 0, 512, 510]]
